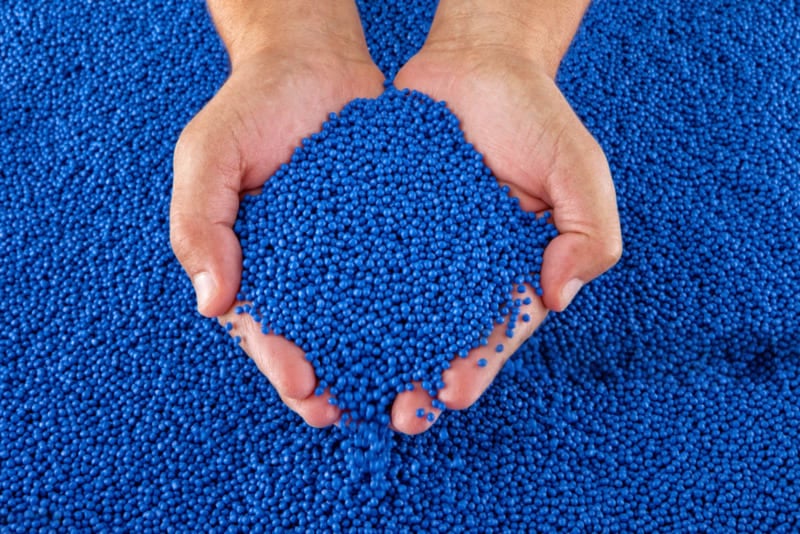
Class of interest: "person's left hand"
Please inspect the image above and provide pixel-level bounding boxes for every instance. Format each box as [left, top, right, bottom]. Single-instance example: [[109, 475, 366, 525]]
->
[[389, 40, 621, 434]]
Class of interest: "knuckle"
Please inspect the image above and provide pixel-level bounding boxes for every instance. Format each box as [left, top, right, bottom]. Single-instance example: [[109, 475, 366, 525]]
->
[[173, 120, 242, 195], [173, 123, 203, 168], [603, 235, 623, 267]]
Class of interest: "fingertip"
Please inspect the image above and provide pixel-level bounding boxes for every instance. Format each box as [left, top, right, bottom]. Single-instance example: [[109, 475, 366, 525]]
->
[[540, 233, 600, 312], [192, 271, 220, 317], [560, 278, 584, 310], [287, 390, 341, 429], [301, 399, 341, 429], [171, 216, 242, 317], [541, 276, 583, 313], [277, 366, 317, 401], [256, 335, 317, 401], [391, 386, 440, 435], [440, 292, 545, 409], [196, 256, 241, 318], [438, 374, 480, 411]]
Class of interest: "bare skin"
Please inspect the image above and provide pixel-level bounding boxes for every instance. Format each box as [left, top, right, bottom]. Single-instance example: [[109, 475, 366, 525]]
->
[[170, 0, 621, 434]]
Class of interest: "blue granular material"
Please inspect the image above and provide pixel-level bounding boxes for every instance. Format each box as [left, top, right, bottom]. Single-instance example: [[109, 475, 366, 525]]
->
[[235, 87, 556, 423], [2, 0, 800, 531], [356, 0, 437, 80]]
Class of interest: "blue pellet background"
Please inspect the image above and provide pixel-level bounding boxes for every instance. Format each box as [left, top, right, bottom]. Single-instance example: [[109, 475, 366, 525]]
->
[[1, 0, 799, 531]]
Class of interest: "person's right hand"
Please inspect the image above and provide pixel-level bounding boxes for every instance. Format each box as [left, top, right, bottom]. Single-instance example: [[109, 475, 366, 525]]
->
[[170, 0, 384, 427]]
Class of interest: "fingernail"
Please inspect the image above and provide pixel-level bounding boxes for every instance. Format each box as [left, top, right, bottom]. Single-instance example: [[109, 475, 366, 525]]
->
[[561, 278, 583, 308], [191, 272, 215, 311]]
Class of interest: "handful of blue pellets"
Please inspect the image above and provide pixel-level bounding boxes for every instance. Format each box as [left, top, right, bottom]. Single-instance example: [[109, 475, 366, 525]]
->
[[234, 88, 558, 425]]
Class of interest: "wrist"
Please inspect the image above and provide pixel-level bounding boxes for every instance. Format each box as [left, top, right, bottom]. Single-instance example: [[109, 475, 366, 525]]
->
[[207, 0, 372, 70], [423, 0, 589, 78]]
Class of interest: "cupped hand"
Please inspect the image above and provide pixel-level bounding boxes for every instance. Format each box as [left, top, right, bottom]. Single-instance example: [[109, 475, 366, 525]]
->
[[390, 43, 622, 434], [170, 24, 385, 427], [172, 2, 620, 435]]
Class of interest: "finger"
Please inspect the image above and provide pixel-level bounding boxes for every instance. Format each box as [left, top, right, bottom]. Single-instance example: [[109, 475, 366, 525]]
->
[[220, 303, 316, 400], [539, 121, 622, 312], [391, 382, 443, 435], [280, 388, 341, 429], [170, 113, 244, 318], [439, 287, 548, 410]]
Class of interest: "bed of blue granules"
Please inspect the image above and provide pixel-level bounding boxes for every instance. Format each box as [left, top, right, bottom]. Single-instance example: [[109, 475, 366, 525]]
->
[[1, 0, 799, 531]]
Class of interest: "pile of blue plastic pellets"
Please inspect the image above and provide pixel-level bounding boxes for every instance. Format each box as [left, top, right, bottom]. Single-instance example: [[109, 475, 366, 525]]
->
[[2, 0, 799, 531], [235, 88, 556, 424]]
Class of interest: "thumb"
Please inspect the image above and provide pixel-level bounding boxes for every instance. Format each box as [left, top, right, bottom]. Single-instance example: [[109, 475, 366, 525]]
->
[[539, 138, 622, 312], [540, 232, 621, 312], [170, 126, 243, 317]]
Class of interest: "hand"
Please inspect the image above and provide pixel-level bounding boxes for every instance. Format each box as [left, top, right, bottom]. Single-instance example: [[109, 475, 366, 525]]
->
[[389, 2, 622, 433], [170, 1, 385, 427]]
